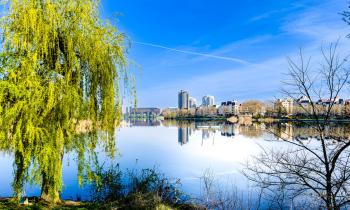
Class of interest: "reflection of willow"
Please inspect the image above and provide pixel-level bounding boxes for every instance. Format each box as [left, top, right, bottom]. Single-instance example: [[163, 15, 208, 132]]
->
[[65, 130, 117, 186], [0, 129, 117, 202]]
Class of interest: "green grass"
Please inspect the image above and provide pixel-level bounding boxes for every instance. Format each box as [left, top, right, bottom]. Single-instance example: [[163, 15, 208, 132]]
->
[[0, 199, 179, 210], [0, 198, 203, 210]]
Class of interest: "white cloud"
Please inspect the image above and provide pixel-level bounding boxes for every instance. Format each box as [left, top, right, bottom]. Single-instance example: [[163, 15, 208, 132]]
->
[[134, 41, 250, 65], [282, 0, 348, 42]]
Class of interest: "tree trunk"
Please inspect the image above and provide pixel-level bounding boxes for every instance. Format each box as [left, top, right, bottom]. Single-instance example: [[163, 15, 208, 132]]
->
[[13, 151, 26, 202], [40, 171, 61, 204], [40, 145, 64, 204]]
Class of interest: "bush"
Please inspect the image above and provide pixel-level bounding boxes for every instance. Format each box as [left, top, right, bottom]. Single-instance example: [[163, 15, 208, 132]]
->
[[127, 168, 184, 205], [88, 166, 187, 208], [89, 165, 124, 203]]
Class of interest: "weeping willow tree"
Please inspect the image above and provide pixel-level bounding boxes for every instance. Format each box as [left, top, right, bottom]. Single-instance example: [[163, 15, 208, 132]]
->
[[0, 0, 133, 203]]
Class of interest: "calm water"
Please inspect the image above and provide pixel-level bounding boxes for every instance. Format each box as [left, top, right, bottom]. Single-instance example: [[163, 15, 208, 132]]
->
[[0, 120, 340, 201]]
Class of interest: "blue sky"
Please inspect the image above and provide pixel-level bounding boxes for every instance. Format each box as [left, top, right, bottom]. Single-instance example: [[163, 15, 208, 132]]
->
[[101, 0, 350, 108]]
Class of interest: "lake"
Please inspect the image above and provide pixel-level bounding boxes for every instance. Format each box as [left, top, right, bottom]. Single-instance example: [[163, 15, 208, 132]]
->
[[0, 120, 348, 203]]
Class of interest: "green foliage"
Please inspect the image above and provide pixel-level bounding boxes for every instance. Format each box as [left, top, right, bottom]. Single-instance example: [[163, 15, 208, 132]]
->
[[89, 166, 185, 209], [89, 165, 124, 203], [0, 0, 132, 203], [127, 168, 183, 202]]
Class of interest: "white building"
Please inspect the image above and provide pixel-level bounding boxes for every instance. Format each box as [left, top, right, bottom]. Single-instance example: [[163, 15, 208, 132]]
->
[[275, 98, 294, 114], [296, 96, 311, 108], [189, 97, 197, 108], [316, 97, 344, 106], [202, 95, 215, 107], [218, 101, 240, 116]]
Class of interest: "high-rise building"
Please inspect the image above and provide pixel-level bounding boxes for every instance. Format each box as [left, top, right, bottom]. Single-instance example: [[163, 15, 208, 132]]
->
[[189, 97, 197, 108], [178, 90, 189, 109], [202, 95, 215, 106]]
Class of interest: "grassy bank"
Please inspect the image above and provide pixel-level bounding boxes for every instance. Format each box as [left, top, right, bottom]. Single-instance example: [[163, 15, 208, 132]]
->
[[0, 167, 203, 210], [0, 198, 200, 210]]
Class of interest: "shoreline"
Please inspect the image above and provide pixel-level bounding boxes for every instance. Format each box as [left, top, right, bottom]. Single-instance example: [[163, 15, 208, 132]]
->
[[163, 116, 350, 123], [0, 197, 201, 210]]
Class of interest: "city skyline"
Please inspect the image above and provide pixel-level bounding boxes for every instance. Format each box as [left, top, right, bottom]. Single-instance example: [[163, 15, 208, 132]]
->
[[102, 0, 350, 107]]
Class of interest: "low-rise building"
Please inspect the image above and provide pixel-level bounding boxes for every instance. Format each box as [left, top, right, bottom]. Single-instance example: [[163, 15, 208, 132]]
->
[[316, 97, 344, 106], [218, 100, 240, 116], [296, 96, 311, 105], [129, 107, 161, 117], [345, 99, 350, 105], [275, 98, 294, 114]]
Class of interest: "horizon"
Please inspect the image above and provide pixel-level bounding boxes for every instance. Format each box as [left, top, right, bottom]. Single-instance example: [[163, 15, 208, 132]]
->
[[101, 0, 350, 108]]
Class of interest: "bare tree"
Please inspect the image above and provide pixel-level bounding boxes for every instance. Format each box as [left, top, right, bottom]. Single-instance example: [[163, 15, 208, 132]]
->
[[198, 169, 263, 210], [244, 42, 350, 210]]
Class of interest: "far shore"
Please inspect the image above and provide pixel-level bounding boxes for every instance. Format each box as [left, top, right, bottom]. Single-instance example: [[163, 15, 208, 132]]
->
[[162, 116, 350, 124]]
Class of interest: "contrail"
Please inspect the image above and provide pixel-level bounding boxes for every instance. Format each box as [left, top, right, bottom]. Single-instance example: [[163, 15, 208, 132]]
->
[[134, 41, 249, 65]]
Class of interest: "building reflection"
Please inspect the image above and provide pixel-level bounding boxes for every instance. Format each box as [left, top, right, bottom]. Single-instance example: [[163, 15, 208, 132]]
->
[[129, 119, 161, 127], [170, 121, 270, 144], [178, 127, 189, 145], [202, 129, 210, 140], [238, 123, 265, 138], [165, 120, 350, 146], [221, 123, 238, 137], [279, 123, 293, 140]]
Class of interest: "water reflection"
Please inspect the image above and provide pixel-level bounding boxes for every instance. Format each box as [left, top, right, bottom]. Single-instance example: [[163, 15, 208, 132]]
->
[[221, 123, 237, 137], [167, 121, 264, 146], [178, 127, 189, 145], [160, 120, 350, 145], [2, 119, 350, 201], [0, 129, 116, 201], [127, 118, 161, 127]]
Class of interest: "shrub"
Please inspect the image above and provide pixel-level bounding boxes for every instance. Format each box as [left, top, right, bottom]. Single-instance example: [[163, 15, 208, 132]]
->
[[88, 166, 186, 208]]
